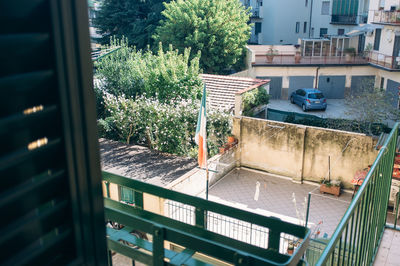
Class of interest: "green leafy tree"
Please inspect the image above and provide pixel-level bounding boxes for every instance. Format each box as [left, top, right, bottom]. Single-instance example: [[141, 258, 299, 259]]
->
[[345, 80, 399, 135], [94, 0, 168, 49], [154, 0, 251, 74], [94, 38, 202, 106]]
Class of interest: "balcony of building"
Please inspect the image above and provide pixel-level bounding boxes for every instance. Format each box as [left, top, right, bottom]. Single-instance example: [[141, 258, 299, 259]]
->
[[368, 50, 400, 70], [249, 38, 369, 67], [331, 14, 368, 25], [103, 122, 400, 265], [371, 9, 400, 25]]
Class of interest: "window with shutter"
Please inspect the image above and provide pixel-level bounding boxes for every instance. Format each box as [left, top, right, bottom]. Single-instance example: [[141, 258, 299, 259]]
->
[[0, 0, 107, 264]]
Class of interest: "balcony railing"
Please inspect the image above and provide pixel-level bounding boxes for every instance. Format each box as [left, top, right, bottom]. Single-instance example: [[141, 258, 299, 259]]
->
[[316, 123, 399, 265], [253, 52, 368, 66], [368, 51, 400, 70], [102, 171, 311, 265], [371, 10, 400, 24], [331, 15, 359, 24]]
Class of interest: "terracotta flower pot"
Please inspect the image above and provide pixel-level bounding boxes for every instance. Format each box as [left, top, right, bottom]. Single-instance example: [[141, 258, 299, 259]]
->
[[320, 184, 341, 196], [227, 136, 236, 143], [294, 52, 301, 64]]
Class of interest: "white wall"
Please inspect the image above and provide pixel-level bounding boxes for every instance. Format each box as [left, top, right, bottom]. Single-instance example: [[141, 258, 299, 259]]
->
[[260, 0, 310, 44]]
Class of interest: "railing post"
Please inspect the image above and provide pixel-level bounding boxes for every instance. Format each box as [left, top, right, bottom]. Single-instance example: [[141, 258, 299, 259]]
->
[[195, 207, 207, 229], [152, 226, 165, 266], [106, 181, 111, 198], [268, 229, 280, 252], [134, 191, 143, 209]]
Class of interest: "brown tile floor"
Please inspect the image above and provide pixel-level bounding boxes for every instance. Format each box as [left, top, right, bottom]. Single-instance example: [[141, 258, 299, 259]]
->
[[373, 229, 400, 266], [208, 168, 352, 238]]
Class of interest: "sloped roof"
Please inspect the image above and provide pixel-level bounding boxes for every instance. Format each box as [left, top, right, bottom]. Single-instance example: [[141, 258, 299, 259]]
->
[[201, 74, 269, 111]]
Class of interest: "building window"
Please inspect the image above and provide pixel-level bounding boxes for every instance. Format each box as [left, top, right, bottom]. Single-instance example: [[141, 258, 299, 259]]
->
[[380, 78, 384, 89], [120, 186, 134, 204], [255, 22, 262, 34], [303, 22, 307, 33], [338, 29, 344, 35], [296, 22, 300, 33], [374, 29, 381, 51], [320, 28, 328, 37], [321, 1, 330, 15]]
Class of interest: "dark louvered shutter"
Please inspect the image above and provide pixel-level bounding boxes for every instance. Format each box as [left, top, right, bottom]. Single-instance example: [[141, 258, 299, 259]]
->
[[0, 0, 107, 264]]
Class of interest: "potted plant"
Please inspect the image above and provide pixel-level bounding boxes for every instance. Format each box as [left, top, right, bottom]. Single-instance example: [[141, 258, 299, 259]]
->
[[344, 47, 356, 63], [287, 241, 294, 255], [266, 46, 278, 63], [320, 179, 341, 197], [294, 44, 302, 64], [363, 43, 373, 59]]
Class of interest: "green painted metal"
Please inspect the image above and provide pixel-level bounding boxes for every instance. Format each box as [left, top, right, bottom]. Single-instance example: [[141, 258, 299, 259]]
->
[[316, 123, 399, 266], [102, 171, 311, 265]]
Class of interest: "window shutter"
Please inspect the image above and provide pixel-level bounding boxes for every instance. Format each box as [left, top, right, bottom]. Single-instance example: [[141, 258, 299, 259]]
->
[[0, 0, 107, 264]]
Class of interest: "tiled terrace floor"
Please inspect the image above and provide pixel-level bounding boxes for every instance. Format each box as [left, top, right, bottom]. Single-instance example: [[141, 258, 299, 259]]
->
[[208, 168, 352, 238], [374, 229, 400, 266]]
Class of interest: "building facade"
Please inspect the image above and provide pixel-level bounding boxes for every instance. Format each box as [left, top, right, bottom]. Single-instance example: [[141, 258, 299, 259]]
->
[[245, 0, 370, 44], [244, 0, 310, 44], [309, 0, 370, 38]]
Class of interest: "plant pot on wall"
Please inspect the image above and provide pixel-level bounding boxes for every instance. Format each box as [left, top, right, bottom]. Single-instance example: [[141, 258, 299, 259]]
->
[[344, 48, 356, 63], [294, 51, 302, 63]]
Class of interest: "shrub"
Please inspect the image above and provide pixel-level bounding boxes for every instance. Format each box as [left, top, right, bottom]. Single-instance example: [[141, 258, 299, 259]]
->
[[94, 38, 202, 105], [242, 87, 270, 116], [99, 93, 232, 157]]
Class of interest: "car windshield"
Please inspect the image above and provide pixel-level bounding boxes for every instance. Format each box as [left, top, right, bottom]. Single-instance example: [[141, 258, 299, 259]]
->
[[308, 93, 324, 99]]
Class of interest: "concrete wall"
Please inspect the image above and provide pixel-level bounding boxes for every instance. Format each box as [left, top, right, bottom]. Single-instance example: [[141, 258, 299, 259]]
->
[[233, 117, 378, 188]]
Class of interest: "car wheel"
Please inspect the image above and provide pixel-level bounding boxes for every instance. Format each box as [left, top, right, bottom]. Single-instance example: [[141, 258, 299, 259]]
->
[[290, 97, 294, 104], [302, 104, 307, 112]]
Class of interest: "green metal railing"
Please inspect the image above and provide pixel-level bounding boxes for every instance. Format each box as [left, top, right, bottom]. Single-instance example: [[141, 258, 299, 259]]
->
[[316, 122, 399, 265], [103, 171, 311, 265]]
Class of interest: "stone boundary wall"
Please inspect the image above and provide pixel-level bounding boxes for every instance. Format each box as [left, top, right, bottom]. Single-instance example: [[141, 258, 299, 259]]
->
[[233, 117, 378, 188]]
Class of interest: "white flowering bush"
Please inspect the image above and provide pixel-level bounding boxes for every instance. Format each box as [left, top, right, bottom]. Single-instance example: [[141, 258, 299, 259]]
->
[[99, 92, 232, 157]]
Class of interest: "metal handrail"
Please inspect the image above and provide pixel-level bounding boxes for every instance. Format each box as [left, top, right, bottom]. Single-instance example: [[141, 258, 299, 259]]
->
[[316, 123, 399, 265], [103, 171, 311, 265]]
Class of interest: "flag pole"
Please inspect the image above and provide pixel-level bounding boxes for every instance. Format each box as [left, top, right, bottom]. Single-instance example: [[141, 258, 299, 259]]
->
[[206, 167, 209, 200]]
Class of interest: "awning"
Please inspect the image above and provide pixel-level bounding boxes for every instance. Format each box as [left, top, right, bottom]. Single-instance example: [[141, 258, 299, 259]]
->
[[346, 24, 384, 37]]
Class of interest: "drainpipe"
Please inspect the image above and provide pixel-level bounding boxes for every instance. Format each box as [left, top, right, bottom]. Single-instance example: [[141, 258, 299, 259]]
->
[[308, 0, 314, 38], [315, 66, 320, 88]]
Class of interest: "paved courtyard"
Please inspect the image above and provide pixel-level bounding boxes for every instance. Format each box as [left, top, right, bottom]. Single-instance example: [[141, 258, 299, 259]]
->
[[267, 99, 356, 120], [208, 168, 352, 239]]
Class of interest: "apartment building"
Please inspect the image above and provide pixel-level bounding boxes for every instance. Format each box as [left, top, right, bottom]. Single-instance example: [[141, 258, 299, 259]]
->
[[309, 0, 370, 38], [245, 0, 369, 44], [244, 0, 310, 44]]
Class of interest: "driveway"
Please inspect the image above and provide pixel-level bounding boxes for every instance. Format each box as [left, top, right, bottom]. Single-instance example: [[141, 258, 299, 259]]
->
[[267, 99, 357, 120]]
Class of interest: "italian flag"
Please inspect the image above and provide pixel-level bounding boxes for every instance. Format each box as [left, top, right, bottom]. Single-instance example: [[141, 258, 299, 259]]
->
[[195, 85, 207, 168]]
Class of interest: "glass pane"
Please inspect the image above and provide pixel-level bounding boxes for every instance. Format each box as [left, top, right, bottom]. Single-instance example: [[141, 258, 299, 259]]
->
[[314, 42, 322, 56], [331, 38, 337, 56], [121, 186, 134, 204], [322, 41, 330, 56], [305, 41, 313, 56], [337, 39, 343, 56]]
